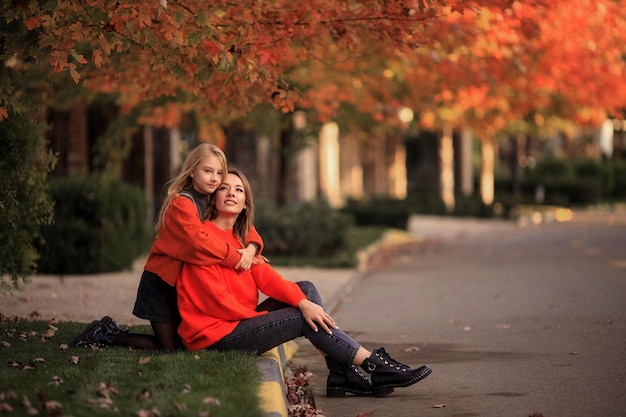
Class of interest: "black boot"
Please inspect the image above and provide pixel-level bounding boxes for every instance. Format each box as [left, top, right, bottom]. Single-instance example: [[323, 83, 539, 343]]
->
[[361, 347, 431, 397], [70, 316, 126, 348], [325, 356, 382, 397]]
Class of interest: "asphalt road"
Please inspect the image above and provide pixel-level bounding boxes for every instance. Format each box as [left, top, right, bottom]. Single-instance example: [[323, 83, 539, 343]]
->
[[293, 210, 626, 417]]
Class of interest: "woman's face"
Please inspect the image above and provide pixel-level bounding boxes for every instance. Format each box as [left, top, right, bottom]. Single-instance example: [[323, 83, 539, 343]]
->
[[191, 154, 224, 195], [214, 173, 246, 216]]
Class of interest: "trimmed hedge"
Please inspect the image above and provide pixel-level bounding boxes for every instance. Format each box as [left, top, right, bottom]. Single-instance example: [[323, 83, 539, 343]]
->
[[36, 175, 152, 274], [255, 200, 353, 258]]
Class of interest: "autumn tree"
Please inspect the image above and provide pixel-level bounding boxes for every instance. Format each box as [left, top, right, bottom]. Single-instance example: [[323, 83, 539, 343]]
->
[[391, 0, 626, 209], [2, 1, 511, 125]]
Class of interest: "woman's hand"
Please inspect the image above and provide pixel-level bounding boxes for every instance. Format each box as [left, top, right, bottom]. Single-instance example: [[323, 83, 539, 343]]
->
[[236, 244, 257, 270], [297, 299, 339, 334]]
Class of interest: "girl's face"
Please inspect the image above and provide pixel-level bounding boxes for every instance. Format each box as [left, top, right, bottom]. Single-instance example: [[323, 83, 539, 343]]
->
[[214, 173, 246, 216], [191, 154, 224, 195]]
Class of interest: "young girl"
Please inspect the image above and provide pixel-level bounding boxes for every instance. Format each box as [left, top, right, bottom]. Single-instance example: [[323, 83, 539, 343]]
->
[[176, 169, 432, 397], [70, 144, 264, 350]]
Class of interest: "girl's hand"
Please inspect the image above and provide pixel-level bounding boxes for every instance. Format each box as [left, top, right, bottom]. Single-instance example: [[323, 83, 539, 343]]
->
[[236, 245, 256, 270], [297, 299, 339, 334]]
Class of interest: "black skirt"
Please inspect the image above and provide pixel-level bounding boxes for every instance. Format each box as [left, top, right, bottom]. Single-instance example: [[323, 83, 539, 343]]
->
[[132, 270, 181, 323]]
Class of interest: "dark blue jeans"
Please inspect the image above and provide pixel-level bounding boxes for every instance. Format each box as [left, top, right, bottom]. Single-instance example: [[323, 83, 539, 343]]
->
[[209, 281, 361, 365]]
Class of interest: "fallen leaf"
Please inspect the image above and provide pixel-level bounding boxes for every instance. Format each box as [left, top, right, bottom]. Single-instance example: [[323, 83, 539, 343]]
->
[[403, 346, 421, 352], [1, 341, 10, 348], [34, 357, 45, 362], [96, 382, 120, 398], [355, 411, 376, 417], [463, 326, 472, 331], [48, 376, 63, 386], [139, 356, 151, 364], [497, 324, 511, 329], [203, 396, 220, 405], [0, 403, 13, 412], [43, 401, 62, 411], [135, 389, 151, 402], [433, 404, 446, 408], [68, 356, 80, 364], [59, 344, 69, 350], [22, 365, 36, 371], [136, 406, 161, 417]]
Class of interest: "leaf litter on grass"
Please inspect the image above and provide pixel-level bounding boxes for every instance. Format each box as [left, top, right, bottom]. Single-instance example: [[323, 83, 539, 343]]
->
[[1, 315, 265, 417]]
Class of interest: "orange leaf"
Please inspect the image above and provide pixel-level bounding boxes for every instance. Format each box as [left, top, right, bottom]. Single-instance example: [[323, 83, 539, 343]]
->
[[68, 63, 81, 84], [0, 107, 8, 121], [258, 49, 278, 66], [24, 17, 40, 30]]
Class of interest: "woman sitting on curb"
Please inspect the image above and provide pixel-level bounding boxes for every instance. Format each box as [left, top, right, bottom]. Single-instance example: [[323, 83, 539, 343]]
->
[[70, 144, 263, 350], [176, 168, 432, 397]]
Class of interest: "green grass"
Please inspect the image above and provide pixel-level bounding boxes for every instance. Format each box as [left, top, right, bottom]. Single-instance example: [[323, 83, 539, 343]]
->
[[0, 317, 264, 417], [269, 226, 388, 268]]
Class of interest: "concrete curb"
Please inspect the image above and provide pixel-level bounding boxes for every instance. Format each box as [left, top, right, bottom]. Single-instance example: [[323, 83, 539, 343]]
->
[[258, 341, 299, 417]]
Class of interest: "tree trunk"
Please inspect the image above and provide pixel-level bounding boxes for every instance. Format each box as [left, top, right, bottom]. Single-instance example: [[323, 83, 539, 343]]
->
[[458, 127, 474, 196], [510, 133, 522, 202], [439, 122, 455, 212], [480, 136, 495, 205], [277, 122, 293, 207], [319, 122, 342, 207]]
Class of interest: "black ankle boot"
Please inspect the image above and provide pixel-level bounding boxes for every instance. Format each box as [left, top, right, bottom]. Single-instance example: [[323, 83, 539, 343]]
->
[[361, 347, 431, 397], [325, 356, 379, 397]]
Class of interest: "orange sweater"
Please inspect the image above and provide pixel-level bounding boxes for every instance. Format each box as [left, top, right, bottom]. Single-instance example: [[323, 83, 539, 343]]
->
[[177, 222, 306, 351], [143, 195, 264, 286]]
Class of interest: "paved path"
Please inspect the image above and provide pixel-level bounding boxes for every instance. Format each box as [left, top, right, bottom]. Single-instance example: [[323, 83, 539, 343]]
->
[[292, 209, 626, 417]]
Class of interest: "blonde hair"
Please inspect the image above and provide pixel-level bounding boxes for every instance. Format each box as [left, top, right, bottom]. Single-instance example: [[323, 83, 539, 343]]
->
[[155, 143, 227, 234], [206, 167, 254, 246]]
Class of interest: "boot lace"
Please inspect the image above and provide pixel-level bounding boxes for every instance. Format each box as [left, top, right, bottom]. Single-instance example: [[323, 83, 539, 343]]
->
[[375, 348, 411, 371]]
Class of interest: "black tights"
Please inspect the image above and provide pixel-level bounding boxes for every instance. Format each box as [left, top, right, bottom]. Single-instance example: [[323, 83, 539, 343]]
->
[[109, 321, 181, 351]]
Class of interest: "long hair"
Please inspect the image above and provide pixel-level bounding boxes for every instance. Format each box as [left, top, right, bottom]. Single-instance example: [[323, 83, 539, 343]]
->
[[155, 143, 227, 234], [206, 167, 254, 246]]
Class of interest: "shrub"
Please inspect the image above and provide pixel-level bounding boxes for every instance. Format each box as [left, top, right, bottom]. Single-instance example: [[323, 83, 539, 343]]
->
[[0, 112, 56, 292], [255, 200, 353, 258], [342, 197, 411, 228], [36, 175, 151, 274], [573, 158, 614, 198], [609, 160, 626, 199]]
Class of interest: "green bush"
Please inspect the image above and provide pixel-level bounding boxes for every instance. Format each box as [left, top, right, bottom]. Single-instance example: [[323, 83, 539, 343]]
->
[[453, 194, 497, 218], [609, 160, 626, 199], [36, 175, 152, 274], [342, 197, 411, 228], [255, 200, 353, 258], [573, 158, 614, 197], [525, 157, 574, 182], [0, 112, 56, 292], [520, 157, 623, 206]]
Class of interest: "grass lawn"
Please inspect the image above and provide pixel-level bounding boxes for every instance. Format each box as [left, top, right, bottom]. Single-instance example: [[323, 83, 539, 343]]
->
[[0, 317, 264, 417]]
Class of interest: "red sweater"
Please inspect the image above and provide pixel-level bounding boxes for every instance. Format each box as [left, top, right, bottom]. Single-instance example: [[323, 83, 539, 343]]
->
[[177, 222, 306, 351], [143, 195, 264, 286]]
